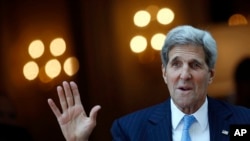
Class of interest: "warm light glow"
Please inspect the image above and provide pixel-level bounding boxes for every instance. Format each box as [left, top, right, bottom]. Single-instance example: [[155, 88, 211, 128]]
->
[[39, 66, 52, 83], [45, 59, 61, 78], [133, 10, 151, 27], [151, 33, 166, 51], [157, 8, 174, 25], [28, 40, 44, 59], [50, 38, 66, 56], [130, 35, 147, 53], [146, 5, 159, 21], [228, 14, 248, 26], [23, 61, 39, 80], [63, 57, 79, 76]]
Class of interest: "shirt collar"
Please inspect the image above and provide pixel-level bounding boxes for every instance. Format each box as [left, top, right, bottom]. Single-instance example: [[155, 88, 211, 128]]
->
[[171, 97, 208, 131]]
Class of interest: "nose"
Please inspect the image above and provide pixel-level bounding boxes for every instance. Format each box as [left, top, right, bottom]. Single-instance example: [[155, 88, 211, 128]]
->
[[180, 66, 191, 80]]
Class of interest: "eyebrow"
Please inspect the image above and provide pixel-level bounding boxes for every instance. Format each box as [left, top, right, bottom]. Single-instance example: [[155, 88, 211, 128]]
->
[[170, 56, 179, 63], [170, 56, 203, 64]]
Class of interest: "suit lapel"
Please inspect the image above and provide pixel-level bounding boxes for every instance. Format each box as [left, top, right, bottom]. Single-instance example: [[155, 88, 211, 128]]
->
[[208, 97, 232, 141], [142, 97, 233, 141], [144, 99, 172, 141]]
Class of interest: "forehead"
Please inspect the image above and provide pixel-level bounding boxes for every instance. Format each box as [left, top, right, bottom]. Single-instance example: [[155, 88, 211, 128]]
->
[[168, 45, 206, 61]]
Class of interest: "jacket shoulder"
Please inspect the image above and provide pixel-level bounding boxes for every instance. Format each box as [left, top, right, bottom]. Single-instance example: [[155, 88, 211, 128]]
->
[[208, 97, 250, 123], [111, 100, 170, 140], [118, 100, 169, 124]]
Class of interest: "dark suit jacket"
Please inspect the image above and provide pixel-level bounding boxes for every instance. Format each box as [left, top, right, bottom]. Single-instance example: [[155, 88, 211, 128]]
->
[[111, 97, 250, 141]]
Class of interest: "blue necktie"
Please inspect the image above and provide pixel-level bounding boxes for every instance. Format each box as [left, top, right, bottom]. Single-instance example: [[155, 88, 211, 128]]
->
[[181, 115, 196, 141]]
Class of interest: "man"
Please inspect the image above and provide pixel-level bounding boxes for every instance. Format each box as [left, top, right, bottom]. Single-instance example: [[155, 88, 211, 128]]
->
[[48, 25, 250, 141]]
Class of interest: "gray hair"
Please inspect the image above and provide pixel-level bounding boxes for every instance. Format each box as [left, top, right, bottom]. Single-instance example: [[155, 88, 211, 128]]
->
[[160, 25, 217, 70]]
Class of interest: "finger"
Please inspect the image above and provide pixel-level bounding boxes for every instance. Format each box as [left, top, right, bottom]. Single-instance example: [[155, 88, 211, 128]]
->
[[63, 81, 74, 107], [89, 105, 101, 121], [70, 81, 87, 115], [48, 98, 62, 119], [70, 81, 82, 105], [57, 86, 68, 112]]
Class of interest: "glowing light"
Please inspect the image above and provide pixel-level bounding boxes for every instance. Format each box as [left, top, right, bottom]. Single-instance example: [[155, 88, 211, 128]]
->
[[157, 8, 174, 25], [39, 66, 52, 83], [130, 35, 147, 53], [133, 10, 151, 27], [146, 5, 159, 21], [23, 61, 39, 80], [50, 38, 66, 56], [228, 14, 248, 26], [151, 33, 166, 51], [28, 40, 44, 59], [45, 59, 61, 78], [63, 57, 79, 76]]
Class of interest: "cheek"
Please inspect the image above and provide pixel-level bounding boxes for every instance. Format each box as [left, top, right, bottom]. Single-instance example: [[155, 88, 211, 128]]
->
[[166, 72, 179, 89], [194, 74, 210, 89], [166, 71, 177, 82]]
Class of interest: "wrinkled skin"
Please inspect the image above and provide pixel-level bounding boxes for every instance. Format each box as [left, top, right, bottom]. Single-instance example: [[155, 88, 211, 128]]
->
[[162, 45, 214, 114]]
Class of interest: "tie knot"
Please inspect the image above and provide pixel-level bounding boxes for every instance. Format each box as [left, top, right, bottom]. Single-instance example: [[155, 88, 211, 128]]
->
[[183, 115, 196, 130]]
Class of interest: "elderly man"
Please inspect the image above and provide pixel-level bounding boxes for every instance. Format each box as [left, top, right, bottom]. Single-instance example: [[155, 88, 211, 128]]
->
[[48, 25, 250, 141]]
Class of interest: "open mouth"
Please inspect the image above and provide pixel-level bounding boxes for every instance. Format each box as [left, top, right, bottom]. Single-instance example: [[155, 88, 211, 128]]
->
[[178, 86, 192, 91]]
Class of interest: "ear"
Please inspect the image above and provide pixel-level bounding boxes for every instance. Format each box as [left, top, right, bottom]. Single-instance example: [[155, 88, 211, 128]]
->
[[162, 64, 168, 84], [208, 69, 215, 84]]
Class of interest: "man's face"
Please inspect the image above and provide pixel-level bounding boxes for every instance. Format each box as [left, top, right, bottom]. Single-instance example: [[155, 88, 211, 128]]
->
[[162, 45, 214, 112]]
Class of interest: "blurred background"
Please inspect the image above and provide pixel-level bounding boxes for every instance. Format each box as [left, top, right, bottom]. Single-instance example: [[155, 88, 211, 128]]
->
[[1, 0, 250, 140]]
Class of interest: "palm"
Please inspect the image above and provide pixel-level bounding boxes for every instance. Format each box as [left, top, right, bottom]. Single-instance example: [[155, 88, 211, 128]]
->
[[48, 81, 101, 141]]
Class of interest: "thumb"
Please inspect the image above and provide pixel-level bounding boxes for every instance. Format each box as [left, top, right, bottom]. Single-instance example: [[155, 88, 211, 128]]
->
[[89, 105, 101, 121]]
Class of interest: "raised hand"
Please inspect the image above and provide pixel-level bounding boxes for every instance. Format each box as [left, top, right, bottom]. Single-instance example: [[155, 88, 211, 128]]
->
[[48, 81, 101, 141]]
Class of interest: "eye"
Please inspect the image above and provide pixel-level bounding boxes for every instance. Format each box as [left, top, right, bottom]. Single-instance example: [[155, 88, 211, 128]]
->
[[172, 61, 182, 67], [191, 62, 201, 69]]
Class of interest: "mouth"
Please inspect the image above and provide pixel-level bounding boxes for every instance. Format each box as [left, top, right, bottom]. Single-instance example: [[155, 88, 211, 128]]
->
[[178, 86, 192, 91]]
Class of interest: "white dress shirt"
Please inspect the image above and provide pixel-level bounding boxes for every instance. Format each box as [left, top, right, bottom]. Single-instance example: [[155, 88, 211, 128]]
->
[[171, 98, 210, 141]]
